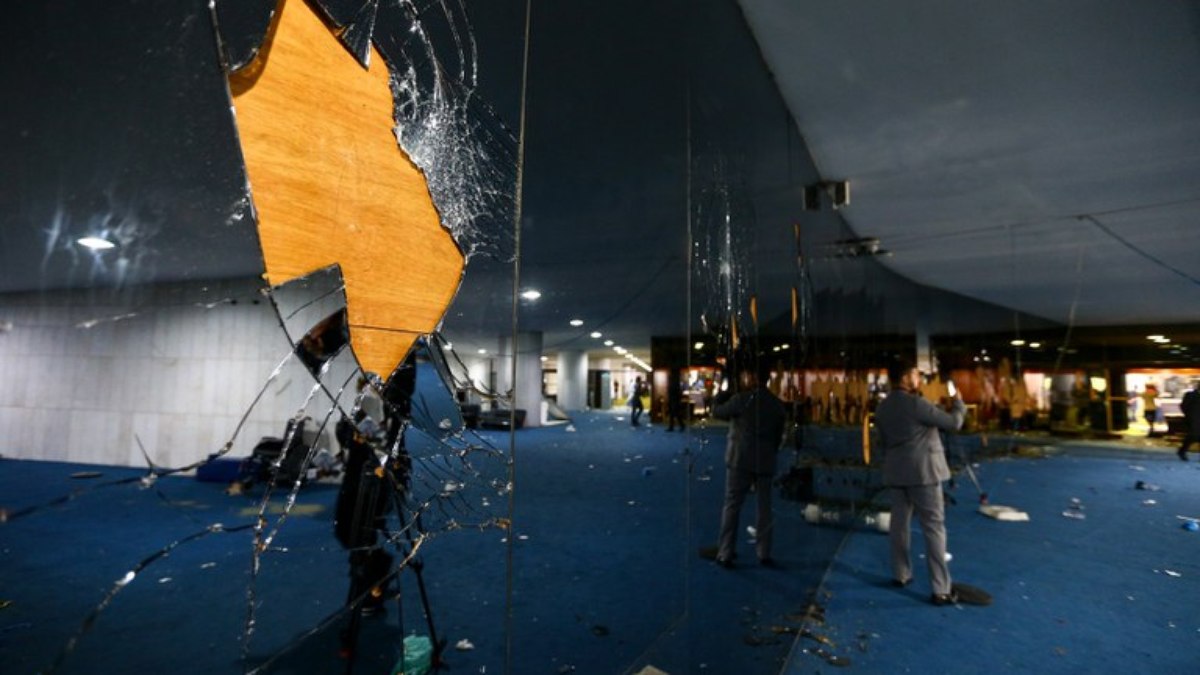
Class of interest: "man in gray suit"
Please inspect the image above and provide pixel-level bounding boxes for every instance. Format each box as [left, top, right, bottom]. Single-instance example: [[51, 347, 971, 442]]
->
[[713, 359, 788, 568], [875, 358, 966, 605]]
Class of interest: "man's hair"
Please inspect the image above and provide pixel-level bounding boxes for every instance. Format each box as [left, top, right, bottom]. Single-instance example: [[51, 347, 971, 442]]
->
[[887, 356, 915, 386], [754, 359, 773, 384]]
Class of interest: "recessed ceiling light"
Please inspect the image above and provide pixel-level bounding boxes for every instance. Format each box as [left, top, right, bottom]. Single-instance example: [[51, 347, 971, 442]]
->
[[569, 319, 584, 327], [477, 348, 488, 354], [1029, 342, 1042, 349], [1010, 339, 1026, 346], [693, 341, 705, 350], [604, 340, 613, 346], [540, 355, 548, 362], [520, 289, 542, 301], [1147, 335, 1164, 341], [590, 331, 602, 339], [77, 236, 116, 251]]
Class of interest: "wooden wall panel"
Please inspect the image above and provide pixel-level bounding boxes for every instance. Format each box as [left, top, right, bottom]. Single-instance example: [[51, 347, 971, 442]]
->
[[231, 0, 464, 376]]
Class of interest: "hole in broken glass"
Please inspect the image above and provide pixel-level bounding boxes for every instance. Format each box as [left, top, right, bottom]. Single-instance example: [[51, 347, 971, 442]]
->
[[11, 0, 520, 670]]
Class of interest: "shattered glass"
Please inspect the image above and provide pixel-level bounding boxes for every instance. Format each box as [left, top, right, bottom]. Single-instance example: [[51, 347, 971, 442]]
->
[[4, 0, 1195, 674]]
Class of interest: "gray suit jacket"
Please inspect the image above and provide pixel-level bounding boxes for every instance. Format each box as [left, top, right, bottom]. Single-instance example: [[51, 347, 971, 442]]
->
[[713, 386, 788, 475], [875, 389, 966, 486]]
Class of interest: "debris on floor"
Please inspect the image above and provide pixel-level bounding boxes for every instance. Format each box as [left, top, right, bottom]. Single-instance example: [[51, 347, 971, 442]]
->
[[979, 504, 1029, 521]]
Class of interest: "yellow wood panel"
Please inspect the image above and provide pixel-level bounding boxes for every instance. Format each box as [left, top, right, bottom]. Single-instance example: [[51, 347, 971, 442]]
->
[[231, 0, 463, 376]]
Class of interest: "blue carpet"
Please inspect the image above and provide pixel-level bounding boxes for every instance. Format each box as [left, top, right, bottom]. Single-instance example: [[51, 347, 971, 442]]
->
[[781, 447, 1200, 674], [0, 412, 835, 674], [5, 419, 1195, 674]]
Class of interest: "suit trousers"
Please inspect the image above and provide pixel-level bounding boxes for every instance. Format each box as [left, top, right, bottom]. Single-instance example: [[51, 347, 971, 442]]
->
[[890, 484, 951, 595], [718, 467, 773, 561]]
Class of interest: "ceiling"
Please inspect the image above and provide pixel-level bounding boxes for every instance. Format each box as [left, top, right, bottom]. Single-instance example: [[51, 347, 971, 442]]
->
[[3, 0, 1198, 371], [738, 0, 1200, 328]]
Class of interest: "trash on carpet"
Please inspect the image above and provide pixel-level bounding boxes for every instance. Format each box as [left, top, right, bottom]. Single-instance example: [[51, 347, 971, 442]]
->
[[979, 504, 1029, 521]]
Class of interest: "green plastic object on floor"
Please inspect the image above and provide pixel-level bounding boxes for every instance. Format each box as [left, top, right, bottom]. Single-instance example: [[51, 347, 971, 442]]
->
[[392, 634, 433, 675]]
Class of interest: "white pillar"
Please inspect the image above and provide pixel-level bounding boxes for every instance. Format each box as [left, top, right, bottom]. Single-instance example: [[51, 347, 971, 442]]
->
[[557, 350, 589, 411], [497, 331, 544, 428]]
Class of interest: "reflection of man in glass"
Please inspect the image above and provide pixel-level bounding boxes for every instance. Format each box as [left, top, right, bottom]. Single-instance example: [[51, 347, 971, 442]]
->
[[874, 358, 965, 605], [713, 360, 787, 568], [1179, 381, 1200, 461], [333, 359, 416, 623], [629, 377, 645, 426], [1141, 384, 1159, 436]]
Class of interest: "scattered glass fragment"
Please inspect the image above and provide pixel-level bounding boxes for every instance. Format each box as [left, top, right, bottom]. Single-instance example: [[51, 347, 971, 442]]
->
[[1061, 511, 1086, 520], [565, 425, 577, 432], [1143, 499, 1157, 506], [455, 638, 475, 651]]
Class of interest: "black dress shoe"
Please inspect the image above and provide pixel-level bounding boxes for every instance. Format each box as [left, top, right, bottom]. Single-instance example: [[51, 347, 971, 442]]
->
[[931, 592, 959, 606], [891, 578, 912, 588]]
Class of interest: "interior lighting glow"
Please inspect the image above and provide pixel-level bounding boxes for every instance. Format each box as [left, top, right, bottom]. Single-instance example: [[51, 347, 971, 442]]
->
[[590, 331, 602, 339], [477, 348, 487, 354], [76, 236, 116, 250], [1146, 335, 1164, 341], [539, 356, 548, 362], [569, 319, 584, 327], [1029, 342, 1042, 349], [604, 340, 613, 346], [1010, 339, 1026, 346], [693, 341, 705, 350], [519, 289, 542, 300]]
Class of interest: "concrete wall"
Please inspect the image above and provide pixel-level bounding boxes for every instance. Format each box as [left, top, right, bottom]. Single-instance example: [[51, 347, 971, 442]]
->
[[0, 278, 342, 469]]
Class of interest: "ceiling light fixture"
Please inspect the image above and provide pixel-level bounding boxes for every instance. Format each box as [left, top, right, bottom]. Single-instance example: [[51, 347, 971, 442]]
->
[[76, 236, 116, 251], [693, 341, 705, 350], [519, 289, 542, 301], [590, 331, 602, 339], [569, 319, 584, 327], [477, 348, 488, 354], [1010, 339, 1026, 346], [1029, 342, 1042, 349], [603, 340, 613, 346]]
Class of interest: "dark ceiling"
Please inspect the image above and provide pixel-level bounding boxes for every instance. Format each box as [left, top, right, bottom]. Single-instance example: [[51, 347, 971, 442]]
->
[[2, 0, 1198, 369]]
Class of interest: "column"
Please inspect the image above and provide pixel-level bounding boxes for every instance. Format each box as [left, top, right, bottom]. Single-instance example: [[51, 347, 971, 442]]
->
[[557, 350, 589, 411], [497, 331, 544, 428]]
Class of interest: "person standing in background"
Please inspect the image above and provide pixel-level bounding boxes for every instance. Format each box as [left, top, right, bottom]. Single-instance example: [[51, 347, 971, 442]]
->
[[629, 376, 645, 427], [713, 360, 788, 568], [875, 358, 966, 605]]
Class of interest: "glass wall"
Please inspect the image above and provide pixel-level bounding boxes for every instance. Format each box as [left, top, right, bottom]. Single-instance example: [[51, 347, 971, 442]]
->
[[2, 1, 1196, 674]]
